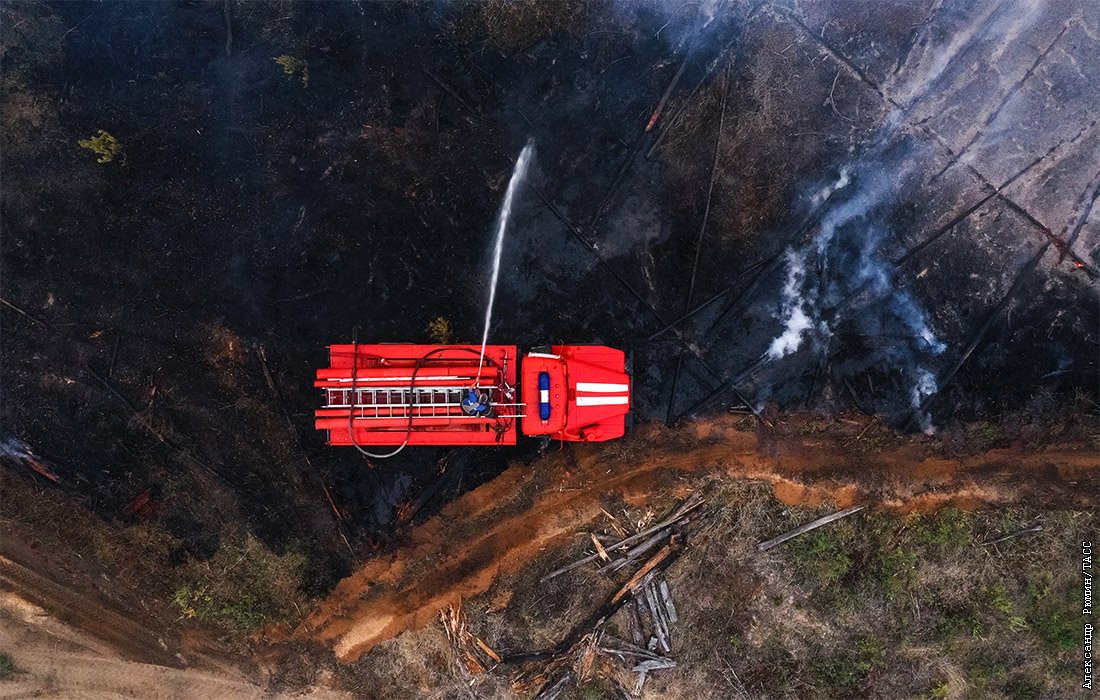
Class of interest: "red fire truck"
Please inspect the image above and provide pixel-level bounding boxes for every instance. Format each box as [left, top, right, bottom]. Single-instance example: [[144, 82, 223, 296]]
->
[[315, 343, 630, 451]]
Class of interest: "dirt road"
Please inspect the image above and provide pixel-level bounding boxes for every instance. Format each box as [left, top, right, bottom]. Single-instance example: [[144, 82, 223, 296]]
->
[[297, 415, 1097, 663], [0, 589, 348, 700]]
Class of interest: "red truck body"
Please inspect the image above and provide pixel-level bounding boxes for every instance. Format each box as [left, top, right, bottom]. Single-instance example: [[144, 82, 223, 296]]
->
[[315, 344, 630, 447]]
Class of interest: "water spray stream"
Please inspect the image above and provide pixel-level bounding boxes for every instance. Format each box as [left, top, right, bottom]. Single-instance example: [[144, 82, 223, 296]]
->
[[476, 139, 535, 382]]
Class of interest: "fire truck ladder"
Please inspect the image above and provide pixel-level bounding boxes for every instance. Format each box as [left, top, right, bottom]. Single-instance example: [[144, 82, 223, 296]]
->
[[324, 385, 504, 419]]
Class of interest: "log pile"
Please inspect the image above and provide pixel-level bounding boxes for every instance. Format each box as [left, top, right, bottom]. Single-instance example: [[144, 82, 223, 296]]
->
[[508, 493, 705, 698], [435, 494, 877, 697]]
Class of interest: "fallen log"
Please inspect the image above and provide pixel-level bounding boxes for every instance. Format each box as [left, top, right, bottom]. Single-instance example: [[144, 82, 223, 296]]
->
[[600, 528, 671, 574], [633, 658, 678, 673], [659, 580, 678, 623], [543, 495, 703, 582], [982, 524, 1044, 547], [757, 505, 866, 552], [613, 538, 681, 604]]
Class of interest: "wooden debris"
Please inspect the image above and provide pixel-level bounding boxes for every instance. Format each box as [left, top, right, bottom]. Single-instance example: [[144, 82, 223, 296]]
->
[[628, 599, 645, 646], [601, 508, 630, 539], [421, 65, 485, 122], [600, 528, 670, 574], [643, 582, 670, 653], [600, 636, 662, 662], [440, 601, 499, 675], [633, 658, 677, 673], [645, 57, 689, 132], [659, 580, 678, 623], [613, 537, 681, 604], [591, 533, 611, 562], [982, 524, 1043, 547], [576, 631, 601, 681], [0, 437, 61, 483], [543, 494, 704, 582], [757, 505, 866, 552], [510, 495, 701, 699], [533, 671, 574, 700], [0, 297, 48, 327]]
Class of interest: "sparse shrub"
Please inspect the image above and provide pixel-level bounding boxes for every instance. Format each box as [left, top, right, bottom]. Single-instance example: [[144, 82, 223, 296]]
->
[[809, 655, 863, 696], [577, 682, 607, 700], [0, 652, 17, 679], [973, 421, 1003, 446], [427, 316, 453, 344], [982, 582, 1014, 614], [274, 55, 309, 87], [172, 584, 268, 631], [912, 508, 971, 555], [1001, 675, 1044, 700], [933, 603, 983, 639], [1031, 609, 1076, 651], [1025, 577, 1051, 602], [77, 129, 121, 163], [925, 681, 950, 699], [171, 535, 305, 632], [783, 529, 850, 586]]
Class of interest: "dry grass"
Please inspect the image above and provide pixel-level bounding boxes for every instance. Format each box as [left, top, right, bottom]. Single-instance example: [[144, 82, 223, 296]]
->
[[340, 475, 1093, 699]]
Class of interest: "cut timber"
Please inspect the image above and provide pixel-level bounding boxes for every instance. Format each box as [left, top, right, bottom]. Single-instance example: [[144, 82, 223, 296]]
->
[[600, 529, 670, 574], [613, 539, 681, 604], [633, 658, 677, 672], [659, 580, 678, 623], [543, 494, 703, 582], [757, 505, 866, 552]]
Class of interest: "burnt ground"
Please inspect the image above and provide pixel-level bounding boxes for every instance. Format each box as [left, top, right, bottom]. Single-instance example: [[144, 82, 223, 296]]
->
[[0, 0, 1098, 686]]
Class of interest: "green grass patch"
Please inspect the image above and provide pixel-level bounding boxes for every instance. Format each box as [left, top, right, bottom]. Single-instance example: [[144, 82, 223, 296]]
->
[[912, 508, 971, 555], [0, 652, 17, 680], [171, 535, 305, 632], [933, 603, 984, 640], [871, 545, 920, 601], [783, 529, 851, 586], [172, 584, 269, 631], [807, 638, 885, 696]]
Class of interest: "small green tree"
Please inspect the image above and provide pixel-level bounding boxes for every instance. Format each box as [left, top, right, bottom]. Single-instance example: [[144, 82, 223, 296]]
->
[[427, 316, 453, 344], [78, 129, 121, 163], [274, 55, 309, 87]]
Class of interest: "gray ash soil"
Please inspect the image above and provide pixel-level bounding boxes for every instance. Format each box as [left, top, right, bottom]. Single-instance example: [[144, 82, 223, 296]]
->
[[1, 0, 1097, 631]]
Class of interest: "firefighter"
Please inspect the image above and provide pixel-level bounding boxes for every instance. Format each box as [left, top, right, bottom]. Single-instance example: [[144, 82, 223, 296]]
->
[[460, 388, 494, 417]]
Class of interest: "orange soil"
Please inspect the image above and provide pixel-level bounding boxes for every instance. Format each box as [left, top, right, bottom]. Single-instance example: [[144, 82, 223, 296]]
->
[[296, 415, 1098, 663]]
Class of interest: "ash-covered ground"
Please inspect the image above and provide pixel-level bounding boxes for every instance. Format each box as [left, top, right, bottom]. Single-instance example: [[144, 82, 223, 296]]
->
[[2, 0, 1097, 581]]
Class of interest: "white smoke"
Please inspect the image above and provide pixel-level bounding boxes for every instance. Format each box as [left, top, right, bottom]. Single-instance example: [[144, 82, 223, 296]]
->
[[810, 168, 850, 209], [767, 250, 813, 360], [910, 367, 939, 434], [761, 156, 947, 428]]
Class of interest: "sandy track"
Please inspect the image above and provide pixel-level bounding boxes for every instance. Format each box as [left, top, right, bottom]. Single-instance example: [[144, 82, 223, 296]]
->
[[0, 590, 348, 700], [297, 416, 1097, 662]]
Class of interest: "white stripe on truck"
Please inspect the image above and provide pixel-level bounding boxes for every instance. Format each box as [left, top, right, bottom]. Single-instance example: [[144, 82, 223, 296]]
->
[[575, 395, 629, 406], [575, 382, 629, 393]]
